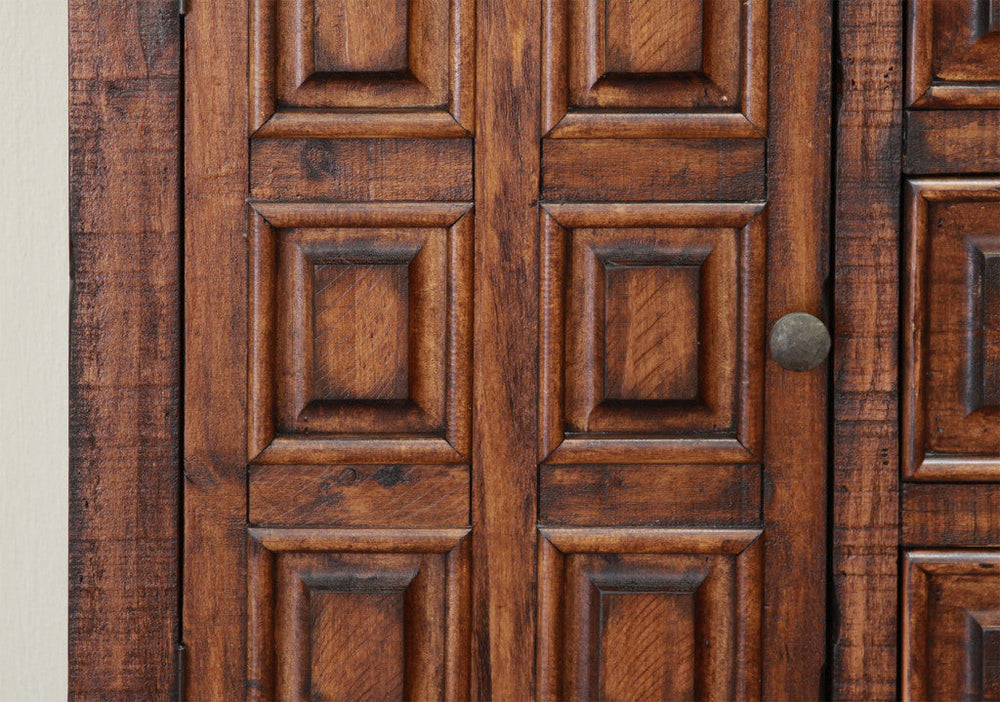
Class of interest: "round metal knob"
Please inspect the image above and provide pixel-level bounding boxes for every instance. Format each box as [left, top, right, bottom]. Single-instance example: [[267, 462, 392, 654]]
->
[[769, 312, 831, 372]]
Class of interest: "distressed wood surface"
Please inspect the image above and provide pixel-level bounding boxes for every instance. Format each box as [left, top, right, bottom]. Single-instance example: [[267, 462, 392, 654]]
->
[[68, 1, 180, 699], [761, 2, 831, 697], [831, 2, 903, 698]]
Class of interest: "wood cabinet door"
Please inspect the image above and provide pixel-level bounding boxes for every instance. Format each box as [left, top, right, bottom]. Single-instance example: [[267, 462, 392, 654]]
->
[[182, 0, 830, 698]]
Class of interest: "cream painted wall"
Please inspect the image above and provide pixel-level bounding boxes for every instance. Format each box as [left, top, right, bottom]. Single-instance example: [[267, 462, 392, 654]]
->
[[0, 0, 70, 699]]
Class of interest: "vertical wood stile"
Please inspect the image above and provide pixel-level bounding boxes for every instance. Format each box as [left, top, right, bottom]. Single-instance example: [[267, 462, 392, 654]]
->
[[183, 0, 249, 698], [831, 2, 903, 698], [472, 0, 542, 695], [764, 1, 832, 697]]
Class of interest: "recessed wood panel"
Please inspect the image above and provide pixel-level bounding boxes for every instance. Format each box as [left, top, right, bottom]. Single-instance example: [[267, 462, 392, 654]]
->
[[604, 262, 701, 401], [537, 528, 763, 701], [312, 263, 409, 401], [605, 0, 703, 74], [543, 0, 767, 137], [903, 551, 1000, 702], [907, 0, 1000, 107], [540, 203, 765, 464], [248, 528, 470, 701], [313, 0, 409, 74], [249, 202, 472, 464], [903, 180, 1000, 480], [251, 0, 474, 136]]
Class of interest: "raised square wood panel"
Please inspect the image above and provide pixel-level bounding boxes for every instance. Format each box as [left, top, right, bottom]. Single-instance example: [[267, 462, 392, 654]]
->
[[903, 180, 1000, 480], [249, 202, 472, 465], [251, 0, 474, 137], [540, 203, 765, 464], [907, 0, 1000, 108], [542, 0, 767, 137], [903, 551, 1000, 702], [537, 528, 763, 701], [248, 528, 470, 700]]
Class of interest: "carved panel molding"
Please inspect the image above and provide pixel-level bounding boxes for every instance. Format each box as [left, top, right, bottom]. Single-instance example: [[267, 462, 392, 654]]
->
[[251, 0, 475, 136], [248, 201, 473, 465], [903, 179, 1000, 480], [248, 528, 471, 700], [537, 528, 763, 701], [903, 551, 1000, 701], [540, 203, 766, 464], [543, 0, 768, 137], [907, 0, 1000, 108]]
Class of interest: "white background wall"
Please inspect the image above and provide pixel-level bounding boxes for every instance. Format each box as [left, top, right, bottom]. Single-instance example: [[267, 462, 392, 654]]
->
[[0, 0, 70, 698]]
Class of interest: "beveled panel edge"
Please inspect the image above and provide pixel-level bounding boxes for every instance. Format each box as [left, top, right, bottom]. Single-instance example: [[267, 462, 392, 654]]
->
[[248, 526, 472, 553], [538, 526, 763, 555], [902, 178, 1000, 481]]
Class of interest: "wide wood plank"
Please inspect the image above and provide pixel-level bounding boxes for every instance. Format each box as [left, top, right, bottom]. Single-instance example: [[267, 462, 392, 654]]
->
[[472, 0, 541, 693], [902, 484, 1000, 547], [831, 1, 903, 698], [68, 1, 180, 698], [183, 0, 250, 698], [539, 465, 761, 527], [905, 110, 1000, 174], [763, 2, 831, 697], [250, 138, 473, 201], [249, 464, 470, 527], [542, 138, 766, 202]]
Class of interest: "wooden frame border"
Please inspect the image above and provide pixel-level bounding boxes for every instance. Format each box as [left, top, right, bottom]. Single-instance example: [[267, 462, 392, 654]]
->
[[830, 1, 904, 698], [69, 1, 181, 698], [68, 1, 908, 698]]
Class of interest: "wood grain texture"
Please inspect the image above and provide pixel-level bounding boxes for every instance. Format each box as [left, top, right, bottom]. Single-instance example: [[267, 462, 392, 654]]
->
[[903, 551, 1000, 702], [248, 529, 471, 701], [250, 464, 470, 527], [763, 1, 831, 697], [542, 0, 767, 137], [830, 1, 903, 698], [539, 464, 762, 527], [182, 0, 249, 697], [542, 138, 766, 201], [68, 0, 180, 698], [902, 484, 1000, 547], [905, 110, 1000, 174], [471, 0, 541, 693], [251, 138, 473, 201], [537, 528, 763, 701]]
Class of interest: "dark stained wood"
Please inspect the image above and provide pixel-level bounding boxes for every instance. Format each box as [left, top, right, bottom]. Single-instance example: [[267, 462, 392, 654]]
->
[[905, 111, 1000, 174], [539, 464, 762, 527], [471, 0, 541, 692], [68, 0, 180, 698], [250, 138, 473, 201], [902, 180, 1000, 481], [542, 139, 766, 202], [182, 0, 249, 698], [902, 484, 1000, 547], [902, 551, 1000, 702], [762, 2, 831, 698], [830, 0, 904, 698], [250, 464, 470, 527], [537, 528, 763, 701]]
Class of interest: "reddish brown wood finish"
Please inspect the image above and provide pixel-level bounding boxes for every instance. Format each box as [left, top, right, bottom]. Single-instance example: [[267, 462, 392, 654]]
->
[[71, 0, 1000, 698], [830, 1, 904, 698], [68, 1, 181, 698]]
